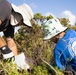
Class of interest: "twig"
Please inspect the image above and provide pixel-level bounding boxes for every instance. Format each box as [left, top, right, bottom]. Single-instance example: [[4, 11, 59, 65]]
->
[[41, 59, 58, 75]]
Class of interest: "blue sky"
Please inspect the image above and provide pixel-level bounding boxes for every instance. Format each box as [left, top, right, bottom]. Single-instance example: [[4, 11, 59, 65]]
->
[[7, 0, 76, 25], [8, 0, 76, 16]]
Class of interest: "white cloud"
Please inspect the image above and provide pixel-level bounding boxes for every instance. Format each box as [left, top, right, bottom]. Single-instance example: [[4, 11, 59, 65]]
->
[[30, 2, 37, 8], [60, 10, 76, 25]]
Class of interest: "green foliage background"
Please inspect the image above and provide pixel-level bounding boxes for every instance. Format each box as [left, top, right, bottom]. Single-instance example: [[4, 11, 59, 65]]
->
[[0, 14, 76, 75]]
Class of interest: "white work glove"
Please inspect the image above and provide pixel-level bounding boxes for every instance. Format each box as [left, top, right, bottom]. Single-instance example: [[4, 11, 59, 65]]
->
[[15, 53, 30, 70]]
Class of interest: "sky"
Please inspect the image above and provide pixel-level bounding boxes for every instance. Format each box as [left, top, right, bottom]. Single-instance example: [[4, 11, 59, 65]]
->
[[7, 0, 76, 26]]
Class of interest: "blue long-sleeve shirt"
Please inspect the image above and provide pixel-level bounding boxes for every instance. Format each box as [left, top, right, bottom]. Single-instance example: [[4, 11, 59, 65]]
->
[[54, 29, 76, 71]]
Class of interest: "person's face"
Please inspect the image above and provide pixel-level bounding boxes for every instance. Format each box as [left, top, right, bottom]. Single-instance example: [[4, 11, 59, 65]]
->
[[18, 19, 23, 26], [51, 34, 60, 43], [13, 19, 23, 27]]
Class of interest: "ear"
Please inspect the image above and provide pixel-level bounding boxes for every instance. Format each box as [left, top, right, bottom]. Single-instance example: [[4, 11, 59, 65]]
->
[[58, 32, 65, 38]]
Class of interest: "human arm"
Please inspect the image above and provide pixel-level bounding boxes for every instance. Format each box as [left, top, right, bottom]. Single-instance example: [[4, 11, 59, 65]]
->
[[5, 37, 18, 56], [0, 36, 14, 59], [4, 37, 30, 70], [54, 49, 66, 70], [3, 24, 30, 70]]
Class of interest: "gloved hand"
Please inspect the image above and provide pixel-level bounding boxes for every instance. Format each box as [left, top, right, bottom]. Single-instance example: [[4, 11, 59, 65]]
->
[[14, 53, 30, 70], [63, 71, 75, 75]]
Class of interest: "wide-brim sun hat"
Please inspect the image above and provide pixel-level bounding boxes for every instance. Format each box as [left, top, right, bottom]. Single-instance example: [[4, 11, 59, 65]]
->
[[42, 18, 67, 40], [11, 3, 34, 27]]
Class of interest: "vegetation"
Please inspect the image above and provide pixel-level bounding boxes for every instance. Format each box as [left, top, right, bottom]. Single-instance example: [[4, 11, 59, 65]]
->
[[0, 13, 76, 75]]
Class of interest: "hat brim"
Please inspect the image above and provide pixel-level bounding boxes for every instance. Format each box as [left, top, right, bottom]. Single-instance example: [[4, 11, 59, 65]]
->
[[43, 26, 67, 40], [11, 3, 32, 27]]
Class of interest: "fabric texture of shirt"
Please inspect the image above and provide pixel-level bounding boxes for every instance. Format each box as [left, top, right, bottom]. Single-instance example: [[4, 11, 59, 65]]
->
[[54, 29, 76, 71], [0, 0, 12, 31]]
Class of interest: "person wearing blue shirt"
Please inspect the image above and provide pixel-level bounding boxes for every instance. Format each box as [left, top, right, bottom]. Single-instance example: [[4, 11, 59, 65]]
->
[[42, 18, 76, 74]]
